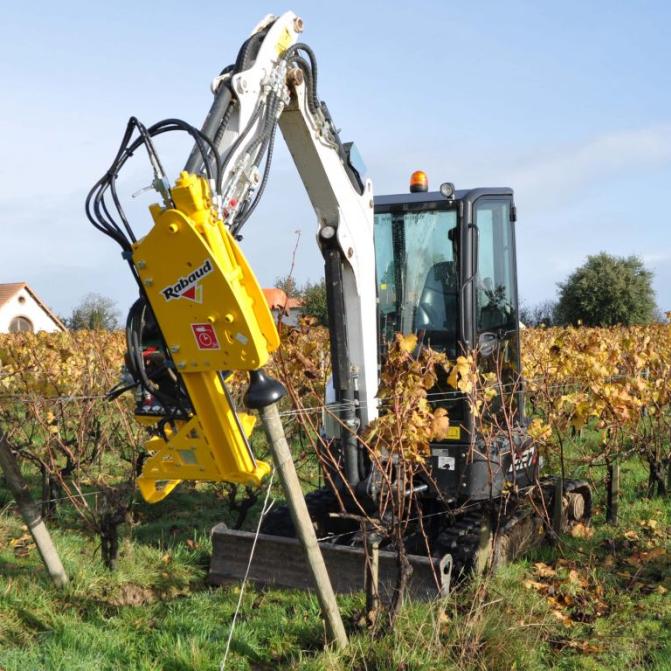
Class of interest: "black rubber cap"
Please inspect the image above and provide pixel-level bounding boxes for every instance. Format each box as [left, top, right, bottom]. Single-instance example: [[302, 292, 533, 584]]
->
[[244, 369, 287, 409]]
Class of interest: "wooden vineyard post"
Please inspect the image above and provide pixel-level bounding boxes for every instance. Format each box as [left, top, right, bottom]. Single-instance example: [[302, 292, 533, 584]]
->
[[552, 476, 564, 538], [0, 434, 69, 587], [606, 459, 620, 525], [364, 530, 380, 625], [257, 402, 348, 649], [244, 369, 347, 649]]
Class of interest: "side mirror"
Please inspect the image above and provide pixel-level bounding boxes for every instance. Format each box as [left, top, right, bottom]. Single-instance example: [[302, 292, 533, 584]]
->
[[478, 331, 498, 357]]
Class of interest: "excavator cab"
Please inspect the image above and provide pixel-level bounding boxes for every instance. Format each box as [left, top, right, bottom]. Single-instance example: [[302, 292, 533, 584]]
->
[[373, 180, 532, 501]]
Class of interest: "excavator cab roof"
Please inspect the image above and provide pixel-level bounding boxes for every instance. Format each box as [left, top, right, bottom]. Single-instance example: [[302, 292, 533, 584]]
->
[[374, 186, 514, 209]]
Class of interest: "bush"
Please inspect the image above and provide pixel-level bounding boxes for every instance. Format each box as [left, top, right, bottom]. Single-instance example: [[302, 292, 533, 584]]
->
[[555, 253, 655, 326]]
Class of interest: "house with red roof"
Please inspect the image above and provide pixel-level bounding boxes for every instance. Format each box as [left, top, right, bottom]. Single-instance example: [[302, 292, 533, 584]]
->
[[262, 288, 304, 326]]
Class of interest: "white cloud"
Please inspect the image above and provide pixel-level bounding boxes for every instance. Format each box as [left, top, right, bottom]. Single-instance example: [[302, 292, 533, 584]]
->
[[643, 251, 671, 266], [505, 123, 671, 210]]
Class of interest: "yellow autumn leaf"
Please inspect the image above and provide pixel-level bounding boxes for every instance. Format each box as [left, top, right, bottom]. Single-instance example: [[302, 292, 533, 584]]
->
[[430, 407, 450, 441], [398, 333, 418, 353]]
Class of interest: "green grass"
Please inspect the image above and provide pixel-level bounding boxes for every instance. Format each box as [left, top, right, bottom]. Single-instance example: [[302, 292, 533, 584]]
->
[[1, 449, 671, 670]]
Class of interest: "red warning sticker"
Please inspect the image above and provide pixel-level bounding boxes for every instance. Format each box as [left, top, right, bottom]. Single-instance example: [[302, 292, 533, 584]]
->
[[191, 323, 220, 350]]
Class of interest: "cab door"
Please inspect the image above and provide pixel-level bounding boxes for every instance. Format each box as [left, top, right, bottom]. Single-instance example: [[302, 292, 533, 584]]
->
[[472, 195, 523, 420]]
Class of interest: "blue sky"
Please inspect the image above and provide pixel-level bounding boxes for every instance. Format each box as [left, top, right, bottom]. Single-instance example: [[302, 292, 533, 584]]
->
[[1, 1, 669, 318]]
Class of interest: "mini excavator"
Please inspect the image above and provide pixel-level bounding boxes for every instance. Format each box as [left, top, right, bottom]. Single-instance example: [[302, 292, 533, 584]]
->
[[88, 11, 591, 598]]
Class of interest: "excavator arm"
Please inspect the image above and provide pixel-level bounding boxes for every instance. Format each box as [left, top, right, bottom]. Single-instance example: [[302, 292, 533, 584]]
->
[[187, 10, 378, 434], [88, 11, 378, 501]]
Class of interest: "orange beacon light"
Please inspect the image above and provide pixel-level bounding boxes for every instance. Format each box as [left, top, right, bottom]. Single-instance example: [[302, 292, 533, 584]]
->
[[409, 170, 429, 193]]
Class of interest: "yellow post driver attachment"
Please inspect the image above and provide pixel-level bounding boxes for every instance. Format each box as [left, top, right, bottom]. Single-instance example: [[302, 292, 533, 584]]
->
[[131, 172, 280, 502]]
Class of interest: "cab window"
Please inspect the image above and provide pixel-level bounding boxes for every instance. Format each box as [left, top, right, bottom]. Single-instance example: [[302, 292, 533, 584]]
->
[[475, 199, 517, 332]]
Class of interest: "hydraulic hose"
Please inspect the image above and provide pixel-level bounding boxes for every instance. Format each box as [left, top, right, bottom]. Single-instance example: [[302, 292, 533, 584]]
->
[[185, 85, 233, 173]]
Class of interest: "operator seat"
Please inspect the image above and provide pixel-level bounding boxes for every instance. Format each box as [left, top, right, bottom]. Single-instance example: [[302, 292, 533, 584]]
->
[[414, 261, 458, 353]]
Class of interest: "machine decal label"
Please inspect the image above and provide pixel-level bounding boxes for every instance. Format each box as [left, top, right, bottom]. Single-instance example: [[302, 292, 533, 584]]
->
[[437, 456, 456, 471], [446, 426, 461, 440], [161, 259, 213, 302], [275, 27, 293, 55], [507, 447, 535, 473], [432, 448, 457, 471], [191, 323, 220, 350]]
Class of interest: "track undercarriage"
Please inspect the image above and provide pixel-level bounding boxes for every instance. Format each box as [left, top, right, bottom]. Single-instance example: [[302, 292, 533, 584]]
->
[[208, 478, 592, 599]]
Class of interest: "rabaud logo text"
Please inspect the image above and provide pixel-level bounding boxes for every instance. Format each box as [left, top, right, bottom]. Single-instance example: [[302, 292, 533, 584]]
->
[[161, 259, 213, 301]]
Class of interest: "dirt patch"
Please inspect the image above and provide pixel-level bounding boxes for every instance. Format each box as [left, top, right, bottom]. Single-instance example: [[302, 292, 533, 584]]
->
[[107, 583, 157, 607]]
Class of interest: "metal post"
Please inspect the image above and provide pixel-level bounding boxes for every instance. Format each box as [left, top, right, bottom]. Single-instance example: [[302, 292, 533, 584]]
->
[[258, 402, 348, 649], [0, 435, 68, 587]]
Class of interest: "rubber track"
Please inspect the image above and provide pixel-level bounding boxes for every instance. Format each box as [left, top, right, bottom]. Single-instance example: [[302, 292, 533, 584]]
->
[[260, 480, 592, 581], [432, 507, 487, 578]]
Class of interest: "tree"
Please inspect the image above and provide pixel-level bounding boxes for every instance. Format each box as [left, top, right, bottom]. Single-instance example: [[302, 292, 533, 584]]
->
[[519, 299, 558, 327], [653, 307, 669, 324], [555, 253, 656, 327], [67, 293, 120, 330], [274, 274, 300, 298], [301, 280, 328, 326]]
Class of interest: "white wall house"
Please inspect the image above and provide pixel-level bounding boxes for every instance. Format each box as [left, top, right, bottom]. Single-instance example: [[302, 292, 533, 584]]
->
[[0, 283, 66, 333]]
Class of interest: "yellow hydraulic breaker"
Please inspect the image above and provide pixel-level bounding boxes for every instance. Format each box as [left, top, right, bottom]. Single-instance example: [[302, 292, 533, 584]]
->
[[131, 171, 279, 502]]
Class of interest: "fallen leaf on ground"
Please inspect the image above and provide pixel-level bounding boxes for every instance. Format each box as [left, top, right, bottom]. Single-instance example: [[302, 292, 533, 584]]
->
[[568, 569, 586, 587], [551, 610, 573, 627], [644, 547, 666, 561], [9, 533, 34, 558], [523, 579, 547, 591], [565, 640, 603, 654], [534, 562, 557, 578], [570, 523, 593, 538]]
